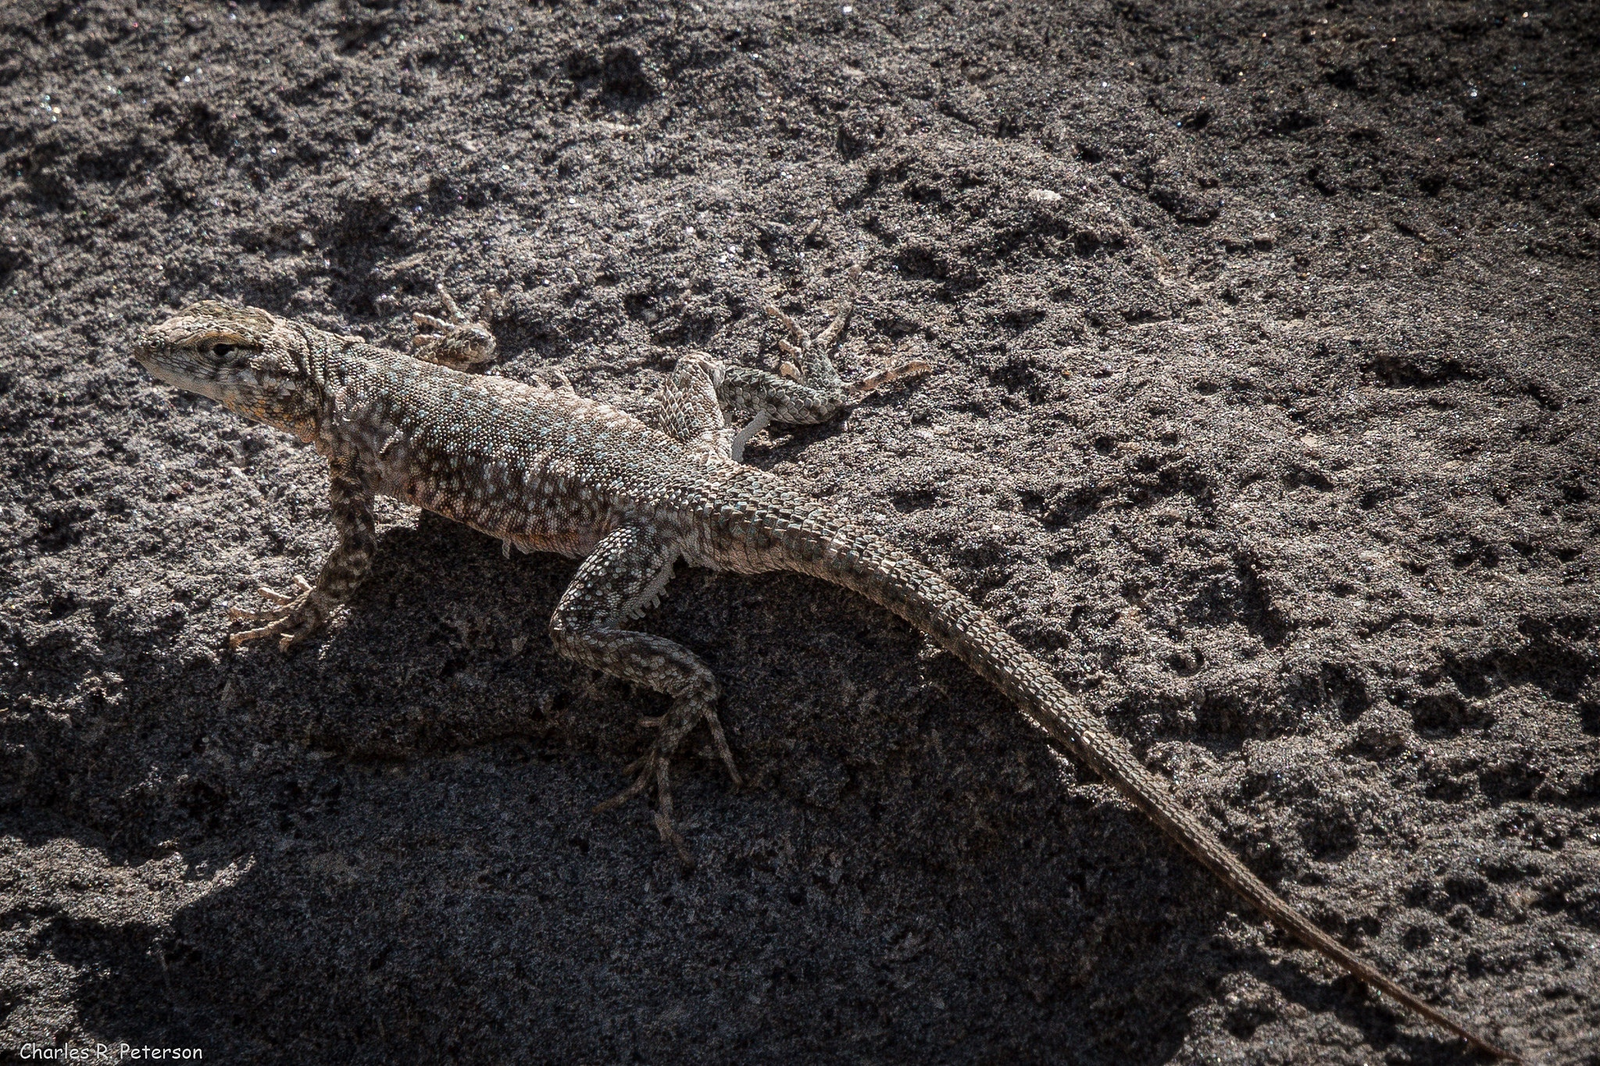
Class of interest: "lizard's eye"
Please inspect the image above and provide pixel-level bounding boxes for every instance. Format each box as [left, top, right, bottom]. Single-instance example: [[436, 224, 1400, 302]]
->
[[197, 331, 257, 360]]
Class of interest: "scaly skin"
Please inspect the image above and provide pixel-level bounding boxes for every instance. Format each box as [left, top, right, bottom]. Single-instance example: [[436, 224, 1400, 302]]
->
[[131, 279, 1512, 1060]]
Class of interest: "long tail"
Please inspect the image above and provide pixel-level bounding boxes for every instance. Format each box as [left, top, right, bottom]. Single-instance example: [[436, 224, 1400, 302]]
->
[[761, 506, 1513, 1059]]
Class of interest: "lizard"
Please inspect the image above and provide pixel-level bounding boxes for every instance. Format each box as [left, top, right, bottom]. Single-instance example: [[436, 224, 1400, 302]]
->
[[131, 273, 1513, 1060]]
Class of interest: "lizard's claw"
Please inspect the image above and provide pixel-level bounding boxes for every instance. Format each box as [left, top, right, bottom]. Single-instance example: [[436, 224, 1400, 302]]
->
[[593, 694, 743, 868], [228, 577, 328, 652]]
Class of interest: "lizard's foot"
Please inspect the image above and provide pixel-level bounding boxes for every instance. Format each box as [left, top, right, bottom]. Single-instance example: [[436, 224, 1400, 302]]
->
[[227, 576, 331, 652], [594, 694, 742, 867], [717, 266, 934, 429], [761, 269, 935, 399], [760, 266, 857, 389], [411, 283, 501, 370]]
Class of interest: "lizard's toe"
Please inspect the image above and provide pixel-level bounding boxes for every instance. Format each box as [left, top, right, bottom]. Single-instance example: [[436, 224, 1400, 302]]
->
[[229, 616, 300, 649], [593, 693, 737, 866], [699, 705, 741, 787], [595, 760, 654, 813], [231, 577, 314, 620], [277, 625, 315, 653]]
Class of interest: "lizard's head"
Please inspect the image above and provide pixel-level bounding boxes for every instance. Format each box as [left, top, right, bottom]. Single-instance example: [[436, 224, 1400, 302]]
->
[[133, 301, 318, 436]]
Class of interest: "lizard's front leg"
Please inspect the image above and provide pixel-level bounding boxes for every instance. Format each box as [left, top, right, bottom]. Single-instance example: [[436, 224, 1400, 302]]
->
[[410, 284, 501, 370], [230, 451, 376, 652], [549, 526, 740, 864]]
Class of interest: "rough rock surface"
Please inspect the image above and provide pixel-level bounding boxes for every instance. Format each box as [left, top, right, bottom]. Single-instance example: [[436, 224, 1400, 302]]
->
[[1, 1, 1596, 1062]]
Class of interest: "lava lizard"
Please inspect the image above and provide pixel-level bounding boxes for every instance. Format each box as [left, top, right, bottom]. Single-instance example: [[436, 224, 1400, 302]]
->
[[131, 275, 1512, 1059]]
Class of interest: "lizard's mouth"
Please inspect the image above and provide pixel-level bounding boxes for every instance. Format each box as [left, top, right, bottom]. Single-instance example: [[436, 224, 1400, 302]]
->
[[130, 336, 200, 390], [130, 338, 184, 387], [130, 341, 173, 379], [134, 351, 248, 418]]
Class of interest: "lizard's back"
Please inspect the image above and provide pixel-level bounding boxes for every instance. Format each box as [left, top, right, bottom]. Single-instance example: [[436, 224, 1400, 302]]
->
[[338, 349, 715, 558]]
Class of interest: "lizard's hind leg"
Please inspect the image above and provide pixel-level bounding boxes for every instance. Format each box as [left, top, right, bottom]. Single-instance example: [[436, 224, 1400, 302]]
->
[[649, 352, 743, 458], [719, 266, 933, 430], [652, 351, 784, 463], [549, 526, 741, 865]]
